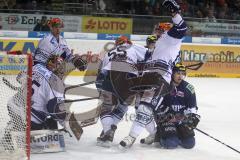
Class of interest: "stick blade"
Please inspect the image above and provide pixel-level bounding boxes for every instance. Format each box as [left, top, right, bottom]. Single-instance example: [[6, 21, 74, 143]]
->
[[69, 113, 83, 141]]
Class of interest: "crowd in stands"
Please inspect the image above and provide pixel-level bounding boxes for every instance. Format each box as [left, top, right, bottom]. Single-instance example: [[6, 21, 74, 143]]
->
[[0, 0, 240, 20]]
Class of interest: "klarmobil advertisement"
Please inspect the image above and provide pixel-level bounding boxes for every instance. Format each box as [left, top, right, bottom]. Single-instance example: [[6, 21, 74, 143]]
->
[[0, 38, 240, 77]]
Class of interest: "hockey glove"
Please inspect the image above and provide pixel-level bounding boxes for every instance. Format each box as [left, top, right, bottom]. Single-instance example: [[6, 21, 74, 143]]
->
[[183, 113, 200, 130], [47, 97, 67, 125], [162, 0, 180, 14], [72, 54, 87, 71], [44, 116, 58, 130]]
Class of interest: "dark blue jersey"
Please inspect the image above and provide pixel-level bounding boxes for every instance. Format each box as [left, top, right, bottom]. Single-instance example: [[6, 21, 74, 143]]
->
[[167, 18, 187, 39], [160, 80, 197, 115]]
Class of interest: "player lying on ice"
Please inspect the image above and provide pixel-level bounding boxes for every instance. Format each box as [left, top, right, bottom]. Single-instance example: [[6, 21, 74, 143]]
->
[[140, 63, 200, 149]]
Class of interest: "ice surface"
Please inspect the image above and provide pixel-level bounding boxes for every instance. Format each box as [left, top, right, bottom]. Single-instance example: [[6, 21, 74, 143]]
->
[[31, 77, 240, 160]]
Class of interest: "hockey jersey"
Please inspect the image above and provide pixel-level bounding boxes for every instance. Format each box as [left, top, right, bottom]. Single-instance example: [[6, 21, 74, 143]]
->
[[33, 33, 73, 65], [102, 43, 147, 75], [160, 80, 198, 115], [31, 64, 65, 124], [148, 14, 187, 84]]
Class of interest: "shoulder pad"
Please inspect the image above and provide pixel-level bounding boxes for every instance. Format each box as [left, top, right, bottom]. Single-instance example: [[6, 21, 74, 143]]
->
[[33, 64, 53, 81]]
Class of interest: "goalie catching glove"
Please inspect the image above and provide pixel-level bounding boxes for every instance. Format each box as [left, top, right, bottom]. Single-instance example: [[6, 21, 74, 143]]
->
[[71, 54, 87, 71], [162, 0, 180, 14]]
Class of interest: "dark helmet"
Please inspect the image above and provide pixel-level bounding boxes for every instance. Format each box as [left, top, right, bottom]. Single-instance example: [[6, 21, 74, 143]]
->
[[146, 35, 157, 45], [173, 63, 186, 73]]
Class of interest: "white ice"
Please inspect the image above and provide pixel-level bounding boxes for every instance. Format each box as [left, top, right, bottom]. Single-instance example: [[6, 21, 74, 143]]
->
[[31, 76, 240, 160]]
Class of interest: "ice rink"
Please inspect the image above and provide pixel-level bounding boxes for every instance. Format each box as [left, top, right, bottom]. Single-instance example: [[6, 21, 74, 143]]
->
[[31, 76, 240, 160]]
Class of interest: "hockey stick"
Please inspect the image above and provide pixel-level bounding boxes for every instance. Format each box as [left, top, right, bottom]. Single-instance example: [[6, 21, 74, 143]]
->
[[185, 62, 204, 70], [196, 128, 240, 154], [184, 54, 208, 71], [64, 97, 99, 103], [64, 81, 96, 93], [2, 77, 20, 90]]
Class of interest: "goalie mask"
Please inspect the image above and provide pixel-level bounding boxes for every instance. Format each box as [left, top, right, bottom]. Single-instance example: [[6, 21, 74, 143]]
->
[[47, 55, 65, 79]]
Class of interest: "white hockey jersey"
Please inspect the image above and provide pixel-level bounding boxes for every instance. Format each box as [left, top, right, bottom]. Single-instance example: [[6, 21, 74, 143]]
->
[[33, 33, 73, 65], [148, 14, 187, 84], [102, 44, 147, 75], [31, 64, 65, 124]]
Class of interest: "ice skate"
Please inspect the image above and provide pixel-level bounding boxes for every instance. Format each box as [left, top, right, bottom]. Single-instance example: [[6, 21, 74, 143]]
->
[[96, 125, 117, 148], [140, 134, 155, 145], [119, 135, 136, 149]]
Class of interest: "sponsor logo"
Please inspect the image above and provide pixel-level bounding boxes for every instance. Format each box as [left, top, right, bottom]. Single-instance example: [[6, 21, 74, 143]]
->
[[21, 16, 40, 25], [85, 19, 127, 31], [31, 134, 64, 143], [5, 15, 19, 24], [80, 52, 100, 63]]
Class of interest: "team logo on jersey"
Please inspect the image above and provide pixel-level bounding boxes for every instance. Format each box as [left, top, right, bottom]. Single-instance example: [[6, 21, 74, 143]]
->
[[186, 84, 195, 94], [151, 98, 158, 106]]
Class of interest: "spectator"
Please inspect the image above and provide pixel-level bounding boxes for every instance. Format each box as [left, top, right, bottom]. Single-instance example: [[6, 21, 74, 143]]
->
[[33, 16, 50, 31], [204, 9, 217, 22]]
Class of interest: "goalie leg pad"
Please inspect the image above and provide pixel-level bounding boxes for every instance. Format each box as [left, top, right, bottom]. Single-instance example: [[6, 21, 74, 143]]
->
[[30, 130, 65, 153]]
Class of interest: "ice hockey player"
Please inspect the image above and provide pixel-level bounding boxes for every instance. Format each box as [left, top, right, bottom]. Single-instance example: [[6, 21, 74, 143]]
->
[[119, 0, 188, 148], [144, 35, 157, 61], [3, 54, 68, 153], [31, 55, 66, 131], [96, 36, 147, 147], [33, 18, 87, 73], [141, 63, 200, 149]]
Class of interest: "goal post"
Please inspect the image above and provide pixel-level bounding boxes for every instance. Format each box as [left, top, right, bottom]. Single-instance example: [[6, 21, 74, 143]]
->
[[0, 52, 32, 160]]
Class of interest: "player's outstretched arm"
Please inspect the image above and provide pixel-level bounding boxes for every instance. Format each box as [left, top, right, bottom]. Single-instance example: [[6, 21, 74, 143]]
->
[[162, 0, 187, 39]]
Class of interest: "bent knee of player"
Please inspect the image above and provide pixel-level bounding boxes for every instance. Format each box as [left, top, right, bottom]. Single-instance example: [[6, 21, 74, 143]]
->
[[160, 136, 180, 149], [180, 137, 195, 149]]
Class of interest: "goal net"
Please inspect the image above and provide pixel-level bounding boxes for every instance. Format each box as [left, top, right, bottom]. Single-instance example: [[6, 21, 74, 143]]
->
[[0, 52, 32, 160]]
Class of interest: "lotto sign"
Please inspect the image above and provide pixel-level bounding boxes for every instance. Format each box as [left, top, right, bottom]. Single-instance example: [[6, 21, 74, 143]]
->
[[180, 44, 240, 78], [82, 16, 132, 34]]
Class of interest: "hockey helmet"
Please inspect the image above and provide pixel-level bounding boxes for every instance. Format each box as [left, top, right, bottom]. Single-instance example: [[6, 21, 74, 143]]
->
[[48, 18, 64, 28], [115, 36, 132, 46], [173, 63, 186, 74], [47, 55, 65, 79], [157, 22, 172, 32], [146, 35, 157, 45]]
